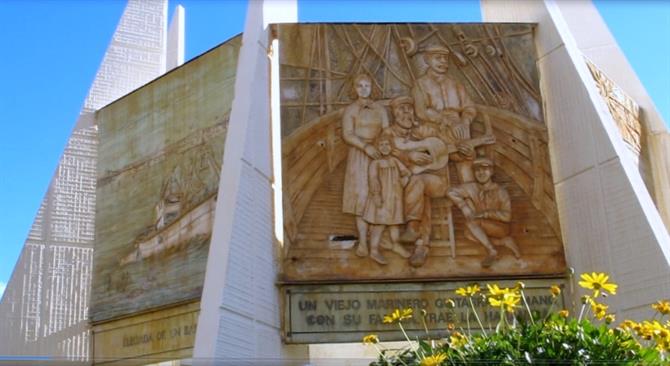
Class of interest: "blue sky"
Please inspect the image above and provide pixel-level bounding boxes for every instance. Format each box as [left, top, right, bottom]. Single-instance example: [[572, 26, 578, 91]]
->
[[0, 0, 668, 296]]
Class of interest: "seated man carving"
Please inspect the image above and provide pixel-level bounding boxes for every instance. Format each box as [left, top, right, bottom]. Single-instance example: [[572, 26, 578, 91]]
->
[[385, 96, 452, 267]]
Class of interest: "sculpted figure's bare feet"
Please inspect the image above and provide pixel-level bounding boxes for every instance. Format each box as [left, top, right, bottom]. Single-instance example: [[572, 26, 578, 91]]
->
[[409, 244, 429, 267], [370, 250, 388, 265], [356, 241, 369, 257]]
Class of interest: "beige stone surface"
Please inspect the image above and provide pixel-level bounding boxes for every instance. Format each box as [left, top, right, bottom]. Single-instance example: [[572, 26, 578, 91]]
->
[[537, 45, 617, 182], [310, 342, 379, 366], [481, 0, 670, 317], [550, 0, 670, 232], [648, 132, 670, 229], [92, 302, 198, 364], [480, 0, 562, 60]]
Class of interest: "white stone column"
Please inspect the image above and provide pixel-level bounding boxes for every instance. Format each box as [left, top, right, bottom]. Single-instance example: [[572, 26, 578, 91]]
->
[[167, 5, 185, 71], [194, 0, 308, 360], [481, 0, 670, 318]]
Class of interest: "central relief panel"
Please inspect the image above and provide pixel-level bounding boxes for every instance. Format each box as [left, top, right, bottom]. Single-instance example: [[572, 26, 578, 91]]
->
[[278, 24, 565, 282]]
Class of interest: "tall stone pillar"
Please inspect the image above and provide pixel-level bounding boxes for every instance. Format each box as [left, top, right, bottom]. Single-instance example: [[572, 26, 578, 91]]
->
[[193, 0, 309, 360], [480, 0, 670, 319]]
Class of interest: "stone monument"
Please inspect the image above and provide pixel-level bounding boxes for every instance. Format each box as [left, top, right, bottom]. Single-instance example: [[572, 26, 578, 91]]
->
[[1, 0, 669, 364]]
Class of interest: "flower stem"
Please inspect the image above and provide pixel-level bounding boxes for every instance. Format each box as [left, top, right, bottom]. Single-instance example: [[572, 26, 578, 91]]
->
[[398, 322, 420, 360], [544, 297, 558, 322], [468, 297, 488, 336], [421, 312, 430, 337], [578, 303, 586, 322], [519, 289, 535, 325], [498, 306, 507, 331], [465, 307, 471, 337], [372, 344, 388, 364]]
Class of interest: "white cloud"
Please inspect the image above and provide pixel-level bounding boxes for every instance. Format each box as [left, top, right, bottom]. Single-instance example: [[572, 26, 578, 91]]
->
[[0, 282, 6, 298]]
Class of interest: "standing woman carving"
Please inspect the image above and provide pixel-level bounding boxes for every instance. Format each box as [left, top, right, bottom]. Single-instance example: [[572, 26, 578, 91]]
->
[[341, 74, 389, 257]]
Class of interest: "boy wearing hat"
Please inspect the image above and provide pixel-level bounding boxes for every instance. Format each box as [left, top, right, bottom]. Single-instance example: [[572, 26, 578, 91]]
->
[[447, 158, 520, 267]]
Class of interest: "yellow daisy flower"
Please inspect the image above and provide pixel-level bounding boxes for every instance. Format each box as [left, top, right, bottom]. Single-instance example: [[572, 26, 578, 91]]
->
[[449, 331, 468, 348], [383, 307, 413, 324], [605, 314, 616, 324], [487, 284, 511, 299], [550, 285, 561, 298], [578, 272, 617, 297], [455, 284, 480, 297], [619, 319, 638, 331], [639, 320, 670, 344], [362, 334, 379, 344], [420, 352, 447, 366], [591, 301, 608, 320], [489, 292, 521, 313], [558, 309, 569, 318], [652, 300, 670, 316]]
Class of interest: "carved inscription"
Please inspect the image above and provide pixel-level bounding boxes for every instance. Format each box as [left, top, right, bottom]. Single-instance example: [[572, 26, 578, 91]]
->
[[92, 305, 199, 362], [284, 281, 565, 344], [122, 323, 197, 348]]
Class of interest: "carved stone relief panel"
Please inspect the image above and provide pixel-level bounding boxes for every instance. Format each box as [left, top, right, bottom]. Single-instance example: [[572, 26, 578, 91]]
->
[[278, 24, 565, 282], [586, 60, 642, 156], [91, 37, 241, 322]]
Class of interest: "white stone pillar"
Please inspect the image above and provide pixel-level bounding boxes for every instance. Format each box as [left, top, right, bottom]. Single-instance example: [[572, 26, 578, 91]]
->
[[167, 5, 185, 71], [481, 0, 670, 319], [194, 0, 308, 360]]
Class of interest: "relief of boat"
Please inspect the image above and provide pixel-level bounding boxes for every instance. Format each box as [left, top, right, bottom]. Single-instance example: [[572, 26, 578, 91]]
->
[[118, 147, 221, 266], [119, 195, 216, 266]]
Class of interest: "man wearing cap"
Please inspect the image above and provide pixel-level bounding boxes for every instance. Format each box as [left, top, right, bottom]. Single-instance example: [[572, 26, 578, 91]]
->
[[447, 157, 520, 268], [385, 96, 454, 267], [412, 45, 479, 183]]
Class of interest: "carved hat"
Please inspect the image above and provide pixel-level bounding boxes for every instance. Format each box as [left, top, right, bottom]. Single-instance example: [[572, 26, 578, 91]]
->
[[390, 96, 414, 109], [423, 45, 450, 56], [473, 157, 494, 168]]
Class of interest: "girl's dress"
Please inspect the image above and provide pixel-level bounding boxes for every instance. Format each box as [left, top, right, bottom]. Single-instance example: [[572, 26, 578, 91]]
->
[[363, 157, 409, 225]]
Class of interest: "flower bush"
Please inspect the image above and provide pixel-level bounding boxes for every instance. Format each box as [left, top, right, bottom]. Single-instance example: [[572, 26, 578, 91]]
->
[[363, 272, 668, 365]]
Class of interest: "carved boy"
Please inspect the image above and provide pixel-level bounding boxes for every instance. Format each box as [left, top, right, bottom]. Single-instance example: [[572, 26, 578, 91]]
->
[[447, 158, 520, 268], [342, 74, 389, 257]]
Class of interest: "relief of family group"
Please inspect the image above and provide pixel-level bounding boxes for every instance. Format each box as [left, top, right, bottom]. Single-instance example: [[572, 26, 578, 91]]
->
[[341, 46, 521, 269]]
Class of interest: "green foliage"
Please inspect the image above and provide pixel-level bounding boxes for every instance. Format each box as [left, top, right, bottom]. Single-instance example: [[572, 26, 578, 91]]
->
[[371, 317, 663, 365], [364, 274, 669, 365]]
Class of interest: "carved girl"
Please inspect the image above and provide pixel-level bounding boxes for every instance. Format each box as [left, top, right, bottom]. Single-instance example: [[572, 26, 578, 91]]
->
[[363, 132, 411, 264], [342, 74, 389, 257]]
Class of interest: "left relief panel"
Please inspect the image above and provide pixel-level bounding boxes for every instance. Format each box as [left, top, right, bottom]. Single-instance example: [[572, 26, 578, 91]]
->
[[91, 37, 241, 324]]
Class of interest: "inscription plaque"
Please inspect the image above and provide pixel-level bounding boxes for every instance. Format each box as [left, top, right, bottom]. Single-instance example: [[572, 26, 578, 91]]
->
[[92, 302, 199, 363], [283, 280, 566, 344]]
